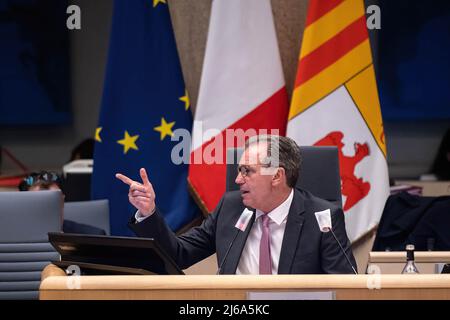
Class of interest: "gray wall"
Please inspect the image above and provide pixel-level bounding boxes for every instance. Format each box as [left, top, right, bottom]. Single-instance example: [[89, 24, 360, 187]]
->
[[1, 0, 112, 172], [0, 0, 447, 179]]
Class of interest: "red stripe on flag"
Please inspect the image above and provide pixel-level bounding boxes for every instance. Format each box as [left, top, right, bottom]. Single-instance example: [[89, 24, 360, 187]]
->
[[188, 87, 289, 212], [295, 15, 368, 88], [305, 0, 344, 27]]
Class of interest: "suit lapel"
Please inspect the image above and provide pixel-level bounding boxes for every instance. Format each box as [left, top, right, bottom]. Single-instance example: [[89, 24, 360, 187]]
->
[[222, 209, 256, 274], [278, 189, 305, 274]]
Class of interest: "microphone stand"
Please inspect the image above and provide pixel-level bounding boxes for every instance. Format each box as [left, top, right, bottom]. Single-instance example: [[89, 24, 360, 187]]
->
[[216, 229, 240, 275], [328, 228, 358, 275]]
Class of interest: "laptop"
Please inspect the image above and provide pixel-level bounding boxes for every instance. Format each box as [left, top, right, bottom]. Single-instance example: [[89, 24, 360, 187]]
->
[[48, 232, 184, 275]]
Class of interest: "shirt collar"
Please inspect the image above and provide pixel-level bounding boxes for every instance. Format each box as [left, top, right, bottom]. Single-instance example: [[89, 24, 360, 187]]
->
[[255, 189, 294, 226]]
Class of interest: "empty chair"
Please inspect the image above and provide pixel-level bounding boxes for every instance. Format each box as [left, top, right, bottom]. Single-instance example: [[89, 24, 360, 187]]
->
[[0, 191, 62, 300], [63, 199, 110, 235], [226, 146, 342, 207]]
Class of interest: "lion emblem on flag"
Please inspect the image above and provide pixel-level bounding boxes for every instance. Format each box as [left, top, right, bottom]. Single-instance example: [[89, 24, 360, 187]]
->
[[314, 131, 371, 211]]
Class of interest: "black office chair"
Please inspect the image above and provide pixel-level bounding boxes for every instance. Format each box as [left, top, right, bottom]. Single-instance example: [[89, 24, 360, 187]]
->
[[226, 146, 342, 207], [0, 191, 62, 299], [64, 199, 111, 235], [61, 173, 92, 202]]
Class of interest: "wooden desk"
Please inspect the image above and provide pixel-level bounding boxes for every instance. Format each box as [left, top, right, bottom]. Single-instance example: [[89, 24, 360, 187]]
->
[[395, 180, 450, 196], [368, 251, 450, 274], [370, 251, 450, 263], [40, 264, 450, 300]]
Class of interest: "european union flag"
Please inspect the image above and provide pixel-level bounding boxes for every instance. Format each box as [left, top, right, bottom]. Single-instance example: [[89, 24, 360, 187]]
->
[[92, 0, 200, 236]]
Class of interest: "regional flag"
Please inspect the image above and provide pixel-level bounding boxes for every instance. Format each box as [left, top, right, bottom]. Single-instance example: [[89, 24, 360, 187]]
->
[[287, 0, 389, 241], [188, 0, 289, 213], [92, 0, 200, 236]]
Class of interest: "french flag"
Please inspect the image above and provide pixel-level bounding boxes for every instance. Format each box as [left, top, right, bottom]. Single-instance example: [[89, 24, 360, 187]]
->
[[188, 0, 289, 213]]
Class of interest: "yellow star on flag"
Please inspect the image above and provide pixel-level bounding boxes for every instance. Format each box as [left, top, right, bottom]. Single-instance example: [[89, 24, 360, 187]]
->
[[95, 127, 102, 142], [154, 117, 175, 140], [179, 90, 190, 110], [117, 131, 139, 154], [153, 0, 166, 8]]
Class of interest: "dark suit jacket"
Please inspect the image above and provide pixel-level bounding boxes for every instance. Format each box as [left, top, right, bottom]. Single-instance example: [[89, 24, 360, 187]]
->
[[129, 188, 356, 274], [373, 191, 450, 251]]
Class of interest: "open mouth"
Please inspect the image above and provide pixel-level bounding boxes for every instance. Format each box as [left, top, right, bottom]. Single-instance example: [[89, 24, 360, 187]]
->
[[241, 190, 250, 195]]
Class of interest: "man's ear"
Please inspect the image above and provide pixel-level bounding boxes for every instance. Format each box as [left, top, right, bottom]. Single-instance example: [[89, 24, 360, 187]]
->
[[271, 167, 285, 186]]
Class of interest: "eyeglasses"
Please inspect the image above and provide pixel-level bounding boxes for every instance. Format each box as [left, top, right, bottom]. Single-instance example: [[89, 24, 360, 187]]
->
[[237, 164, 271, 178]]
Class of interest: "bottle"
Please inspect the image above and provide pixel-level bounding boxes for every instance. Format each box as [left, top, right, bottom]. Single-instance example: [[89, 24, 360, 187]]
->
[[401, 244, 420, 274]]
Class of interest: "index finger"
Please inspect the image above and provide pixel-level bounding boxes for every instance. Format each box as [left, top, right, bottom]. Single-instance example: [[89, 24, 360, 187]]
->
[[140, 168, 151, 187], [115, 173, 134, 186]]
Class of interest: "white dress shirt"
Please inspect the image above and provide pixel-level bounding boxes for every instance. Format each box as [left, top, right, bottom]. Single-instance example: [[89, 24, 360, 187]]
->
[[135, 210, 150, 223], [236, 189, 294, 275]]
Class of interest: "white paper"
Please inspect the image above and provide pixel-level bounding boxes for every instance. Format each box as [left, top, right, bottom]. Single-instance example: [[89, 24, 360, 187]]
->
[[234, 208, 253, 231], [315, 209, 332, 232]]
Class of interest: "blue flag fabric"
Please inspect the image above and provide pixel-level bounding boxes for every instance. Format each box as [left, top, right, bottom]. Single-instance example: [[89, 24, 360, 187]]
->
[[92, 0, 200, 236]]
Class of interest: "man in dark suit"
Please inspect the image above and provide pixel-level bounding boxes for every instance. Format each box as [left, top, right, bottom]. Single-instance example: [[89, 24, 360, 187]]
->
[[117, 135, 356, 274]]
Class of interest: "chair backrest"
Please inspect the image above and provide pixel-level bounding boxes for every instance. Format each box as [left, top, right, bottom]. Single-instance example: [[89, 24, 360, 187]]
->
[[0, 191, 62, 300], [62, 159, 93, 202], [226, 146, 342, 207], [63, 199, 110, 235]]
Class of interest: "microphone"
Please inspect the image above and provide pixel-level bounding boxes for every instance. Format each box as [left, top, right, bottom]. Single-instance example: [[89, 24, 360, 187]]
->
[[315, 209, 358, 275], [216, 208, 253, 275]]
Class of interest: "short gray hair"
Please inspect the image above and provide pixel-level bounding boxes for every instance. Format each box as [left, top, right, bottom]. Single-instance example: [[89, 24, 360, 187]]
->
[[245, 135, 302, 188]]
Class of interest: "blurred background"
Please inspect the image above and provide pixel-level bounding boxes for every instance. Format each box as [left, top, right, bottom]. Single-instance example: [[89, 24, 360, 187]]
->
[[0, 0, 449, 180]]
